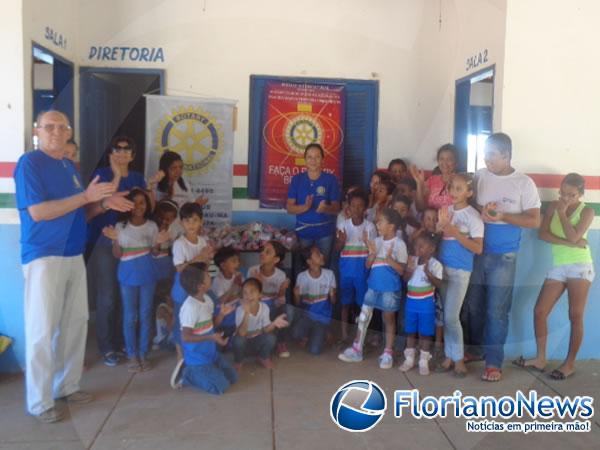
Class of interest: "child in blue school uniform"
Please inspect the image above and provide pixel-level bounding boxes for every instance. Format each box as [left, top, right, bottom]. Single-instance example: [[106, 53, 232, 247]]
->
[[335, 188, 377, 343], [398, 232, 443, 376], [247, 241, 292, 358], [292, 246, 337, 355], [339, 208, 408, 369], [170, 262, 238, 394], [170, 203, 215, 363], [102, 188, 169, 373]]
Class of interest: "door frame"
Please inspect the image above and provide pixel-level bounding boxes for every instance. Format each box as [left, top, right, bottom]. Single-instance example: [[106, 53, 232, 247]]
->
[[78, 67, 165, 181], [31, 42, 75, 124], [454, 64, 495, 171]]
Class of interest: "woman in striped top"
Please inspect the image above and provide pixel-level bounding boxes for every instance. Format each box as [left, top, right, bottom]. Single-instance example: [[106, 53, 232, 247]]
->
[[103, 188, 169, 373]]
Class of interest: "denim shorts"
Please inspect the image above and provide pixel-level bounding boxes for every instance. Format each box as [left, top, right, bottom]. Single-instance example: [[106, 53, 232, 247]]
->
[[363, 288, 401, 312], [547, 263, 595, 283]]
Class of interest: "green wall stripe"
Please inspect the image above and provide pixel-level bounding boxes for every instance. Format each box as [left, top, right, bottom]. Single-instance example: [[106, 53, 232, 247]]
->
[[233, 187, 248, 199], [0, 193, 15, 208]]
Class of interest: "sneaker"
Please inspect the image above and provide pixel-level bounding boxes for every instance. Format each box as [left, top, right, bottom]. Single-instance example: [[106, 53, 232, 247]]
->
[[258, 357, 274, 369], [170, 359, 185, 389], [378, 352, 393, 369], [34, 407, 64, 424], [338, 346, 363, 363], [63, 391, 93, 405], [102, 352, 119, 367], [398, 348, 416, 372], [419, 351, 432, 376], [277, 343, 290, 358]]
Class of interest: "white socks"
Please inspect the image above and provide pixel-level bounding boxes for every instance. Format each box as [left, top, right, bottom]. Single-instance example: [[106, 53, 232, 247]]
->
[[419, 350, 432, 375], [399, 348, 432, 375]]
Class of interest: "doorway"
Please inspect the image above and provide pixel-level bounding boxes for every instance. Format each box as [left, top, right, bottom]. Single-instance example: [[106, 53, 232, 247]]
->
[[454, 66, 494, 172], [79, 68, 164, 184], [32, 44, 75, 146]]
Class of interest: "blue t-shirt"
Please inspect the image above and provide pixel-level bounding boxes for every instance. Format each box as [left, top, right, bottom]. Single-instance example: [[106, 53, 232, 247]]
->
[[87, 167, 146, 247], [15, 150, 87, 264], [287, 172, 340, 240]]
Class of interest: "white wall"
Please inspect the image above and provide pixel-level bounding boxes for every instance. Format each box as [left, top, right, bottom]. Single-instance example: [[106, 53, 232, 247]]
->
[[0, 0, 24, 171], [75, 0, 507, 170], [15, 0, 507, 180], [502, 0, 600, 175]]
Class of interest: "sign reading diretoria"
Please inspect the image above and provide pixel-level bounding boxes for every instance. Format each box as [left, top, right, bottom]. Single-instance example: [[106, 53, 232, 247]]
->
[[88, 46, 165, 62]]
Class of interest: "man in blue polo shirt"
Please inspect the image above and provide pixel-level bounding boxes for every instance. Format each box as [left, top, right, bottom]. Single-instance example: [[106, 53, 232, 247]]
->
[[14, 110, 133, 423]]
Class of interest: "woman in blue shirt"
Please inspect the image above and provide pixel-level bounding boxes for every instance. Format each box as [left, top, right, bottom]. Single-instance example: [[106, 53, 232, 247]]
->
[[286, 143, 341, 266]]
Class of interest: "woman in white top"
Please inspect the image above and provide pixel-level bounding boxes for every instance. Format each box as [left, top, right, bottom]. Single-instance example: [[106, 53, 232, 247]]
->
[[155, 151, 208, 208]]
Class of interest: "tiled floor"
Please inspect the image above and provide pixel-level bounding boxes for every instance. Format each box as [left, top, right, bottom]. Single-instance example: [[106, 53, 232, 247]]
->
[[0, 346, 599, 450]]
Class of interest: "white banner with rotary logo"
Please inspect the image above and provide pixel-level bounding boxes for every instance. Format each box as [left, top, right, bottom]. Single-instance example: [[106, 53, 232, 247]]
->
[[145, 95, 236, 229]]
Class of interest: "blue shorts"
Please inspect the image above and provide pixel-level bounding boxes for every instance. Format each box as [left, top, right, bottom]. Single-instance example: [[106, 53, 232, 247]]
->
[[363, 289, 401, 312], [404, 297, 435, 336], [340, 274, 368, 306]]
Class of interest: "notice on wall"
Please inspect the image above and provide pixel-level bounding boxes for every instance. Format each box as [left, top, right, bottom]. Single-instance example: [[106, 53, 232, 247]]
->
[[145, 95, 236, 228], [259, 82, 345, 209]]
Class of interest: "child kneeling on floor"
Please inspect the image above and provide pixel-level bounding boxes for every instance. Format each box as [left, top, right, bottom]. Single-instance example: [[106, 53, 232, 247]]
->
[[232, 278, 289, 370], [171, 262, 238, 394]]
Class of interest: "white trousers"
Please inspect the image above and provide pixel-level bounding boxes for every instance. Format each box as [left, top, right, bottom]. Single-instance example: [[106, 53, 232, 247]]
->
[[23, 255, 89, 415]]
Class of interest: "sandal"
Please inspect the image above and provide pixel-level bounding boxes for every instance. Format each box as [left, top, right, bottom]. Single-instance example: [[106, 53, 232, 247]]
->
[[464, 353, 484, 364], [549, 369, 575, 380], [139, 358, 152, 372], [434, 361, 454, 373], [481, 367, 502, 382], [512, 355, 546, 372], [453, 369, 467, 379], [127, 358, 142, 373]]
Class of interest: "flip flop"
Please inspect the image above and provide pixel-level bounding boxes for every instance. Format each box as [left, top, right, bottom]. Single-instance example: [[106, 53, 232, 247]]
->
[[453, 370, 467, 379], [434, 362, 454, 373], [464, 353, 484, 364], [512, 355, 546, 372], [549, 369, 575, 380], [481, 367, 502, 382]]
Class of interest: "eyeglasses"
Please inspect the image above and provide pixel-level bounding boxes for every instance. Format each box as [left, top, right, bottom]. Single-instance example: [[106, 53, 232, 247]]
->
[[37, 124, 71, 133], [112, 146, 133, 153]]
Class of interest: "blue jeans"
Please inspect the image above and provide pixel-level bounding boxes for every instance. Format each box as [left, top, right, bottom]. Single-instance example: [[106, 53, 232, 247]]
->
[[462, 252, 517, 368], [440, 267, 471, 361], [120, 283, 157, 359], [291, 312, 329, 355], [183, 353, 238, 395], [232, 333, 277, 363], [88, 243, 122, 355]]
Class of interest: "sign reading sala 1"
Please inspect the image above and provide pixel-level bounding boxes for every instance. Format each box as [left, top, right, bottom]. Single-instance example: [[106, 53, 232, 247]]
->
[[465, 49, 489, 72], [45, 27, 67, 50], [88, 46, 165, 63]]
